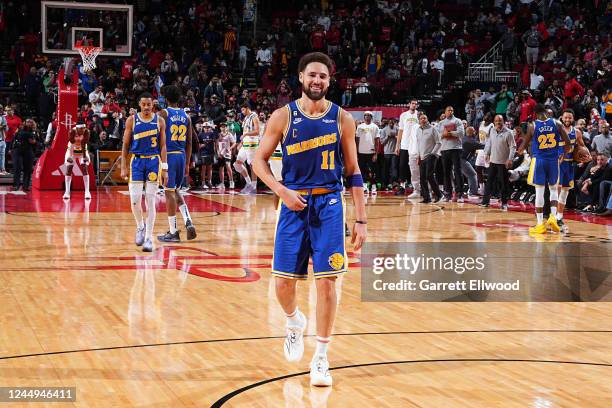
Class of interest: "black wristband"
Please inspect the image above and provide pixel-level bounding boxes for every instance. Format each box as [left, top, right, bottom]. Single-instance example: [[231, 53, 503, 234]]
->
[[355, 220, 367, 225]]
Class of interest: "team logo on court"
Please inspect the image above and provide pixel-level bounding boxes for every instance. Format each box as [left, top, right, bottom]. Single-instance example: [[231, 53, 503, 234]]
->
[[148, 172, 158, 181], [328, 253, 344, 270]]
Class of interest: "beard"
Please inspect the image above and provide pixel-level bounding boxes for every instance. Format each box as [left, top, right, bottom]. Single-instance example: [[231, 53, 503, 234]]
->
[[302, 84, 328, 101]]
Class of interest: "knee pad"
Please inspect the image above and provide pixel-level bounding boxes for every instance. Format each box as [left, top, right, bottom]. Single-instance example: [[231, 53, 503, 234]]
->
[[234, 160, 246, 173], [535, 185, 545, 207], [549, 186, 559, 203], [558, 188, 569, 205], [145, 181, 158, 196], [129, 183, 144, 206]]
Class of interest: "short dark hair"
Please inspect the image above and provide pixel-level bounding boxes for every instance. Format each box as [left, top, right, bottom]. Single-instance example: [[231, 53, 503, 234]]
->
[[241, 101, 252, 109], [598, 151, 610, 158], [162, 85, 181, 104], [562, 108, 575, 117], [139, 92, 153, 101], [534, 104, 546, 115], [298, 52, 333, 74]]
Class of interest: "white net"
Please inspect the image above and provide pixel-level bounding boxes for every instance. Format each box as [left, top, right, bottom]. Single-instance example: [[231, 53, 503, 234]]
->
[[76, 46, 102, 71]]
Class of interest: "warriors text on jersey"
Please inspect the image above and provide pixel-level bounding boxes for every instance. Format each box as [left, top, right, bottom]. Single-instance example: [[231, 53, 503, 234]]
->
[[130, 113, 160, 155], [281, 100, 343, 191]]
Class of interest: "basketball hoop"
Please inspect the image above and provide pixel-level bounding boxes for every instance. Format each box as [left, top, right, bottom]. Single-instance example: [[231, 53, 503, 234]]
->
[[75, 45, 102, 71]]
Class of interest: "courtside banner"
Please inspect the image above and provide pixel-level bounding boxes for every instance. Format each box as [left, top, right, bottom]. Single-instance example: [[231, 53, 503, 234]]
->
[[360, 242, 611, 302]]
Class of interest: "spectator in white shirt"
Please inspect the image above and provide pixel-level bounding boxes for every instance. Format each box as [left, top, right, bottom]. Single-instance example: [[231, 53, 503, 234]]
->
[[430, 55, 444, 87], [395, 99, 421, 197], [317, 11, 331, 32], [356, 111, 381, 193], [256, 43, 272, 84], [530, 68, 545, 91], [88, 86, 105, 114]]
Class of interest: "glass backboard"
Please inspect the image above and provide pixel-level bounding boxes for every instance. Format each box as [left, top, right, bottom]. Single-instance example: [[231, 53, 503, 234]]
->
[[41, 1, 133, 57]]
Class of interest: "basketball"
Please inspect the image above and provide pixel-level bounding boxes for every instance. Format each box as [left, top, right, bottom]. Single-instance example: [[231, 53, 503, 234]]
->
[[573, 145, 590, 163]]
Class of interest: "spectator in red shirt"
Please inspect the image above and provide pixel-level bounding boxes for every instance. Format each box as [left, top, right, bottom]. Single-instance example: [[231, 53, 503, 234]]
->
[[101, 95, 121, 128], [4, 106, 21, 144], [310, 25, 326, 52], [148, 49, 165, 70], [326, 23, 341, 55], [519, 90, 536, 123], [121, 58, 135, 81], [564, 72, 585, 104], [261, 68, 277, 93]]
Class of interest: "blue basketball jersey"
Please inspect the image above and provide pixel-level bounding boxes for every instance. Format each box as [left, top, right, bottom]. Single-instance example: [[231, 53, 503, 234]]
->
[[561, 126, 576, 161], [165, 107, 189, 153], [532, 118, 561, 160], [131, 113, 160, 155], [281, 100, 343, 191]]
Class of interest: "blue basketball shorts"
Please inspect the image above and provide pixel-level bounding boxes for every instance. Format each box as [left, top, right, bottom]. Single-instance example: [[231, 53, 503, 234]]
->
[[272, 190, 347, 279], [558, 160, 574, 188], [166, 151, 186, 190], [130, 154, 160, 184], [527, 157, 559, 186]]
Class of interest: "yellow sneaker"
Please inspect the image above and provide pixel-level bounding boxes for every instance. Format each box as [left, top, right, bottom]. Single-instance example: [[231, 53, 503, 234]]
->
[[529, 223, 547, 234], [546, 214, 560, 233]]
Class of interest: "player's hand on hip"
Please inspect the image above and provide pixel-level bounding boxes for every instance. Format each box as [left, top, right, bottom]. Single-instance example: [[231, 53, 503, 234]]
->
[[279, 188, 307, 211], [351, 222, 367, 251]]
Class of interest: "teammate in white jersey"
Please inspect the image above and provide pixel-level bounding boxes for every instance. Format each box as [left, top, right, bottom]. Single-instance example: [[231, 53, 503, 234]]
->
[[234, 102, 260, 194]]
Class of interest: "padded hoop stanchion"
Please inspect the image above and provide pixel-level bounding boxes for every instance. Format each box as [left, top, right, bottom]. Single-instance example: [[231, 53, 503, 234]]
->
[[32, 67, 94, 190]]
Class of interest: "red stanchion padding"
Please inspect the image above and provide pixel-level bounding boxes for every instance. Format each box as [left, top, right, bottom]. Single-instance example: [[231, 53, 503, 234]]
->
[[33, 68, 95, 190]]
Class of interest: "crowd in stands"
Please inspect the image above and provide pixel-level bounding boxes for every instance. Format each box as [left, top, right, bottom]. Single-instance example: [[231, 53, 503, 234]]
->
[[0, 0, 610, 214]]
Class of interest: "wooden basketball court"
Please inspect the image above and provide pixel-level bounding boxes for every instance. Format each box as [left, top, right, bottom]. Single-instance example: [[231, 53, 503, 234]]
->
[[1, 187, 611, 407]]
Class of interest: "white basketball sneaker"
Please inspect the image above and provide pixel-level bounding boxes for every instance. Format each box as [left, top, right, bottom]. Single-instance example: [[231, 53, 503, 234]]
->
[[407, 191, 420, 199], [63, 191, 70, 200], [310, 355, 333, 387], [284, 311, 307, 362]]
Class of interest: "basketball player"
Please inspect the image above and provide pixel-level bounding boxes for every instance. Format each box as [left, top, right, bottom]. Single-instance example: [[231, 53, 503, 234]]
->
[[556, 109, 585, 233], [121, 92, 168, 252], [234, 102, 260, 194], [253, 52, 367, 387], [63, 123, 92, 200], [518, 104, 570, 234], [157, 85, 197, 242]]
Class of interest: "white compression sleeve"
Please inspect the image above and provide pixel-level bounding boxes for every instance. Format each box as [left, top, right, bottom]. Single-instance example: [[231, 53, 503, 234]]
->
[[144, 182, 158, 240], [535, 185, 545, 208], [129, 183, 145, 229]]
